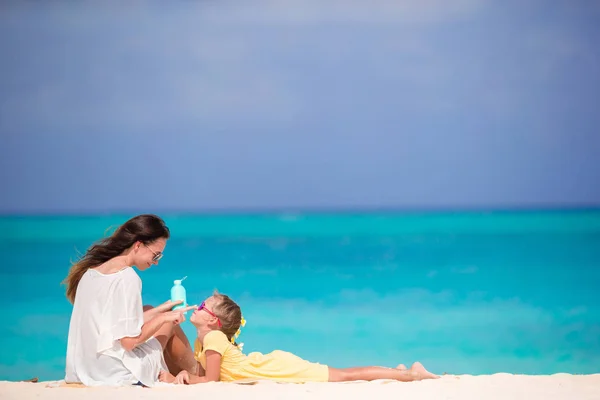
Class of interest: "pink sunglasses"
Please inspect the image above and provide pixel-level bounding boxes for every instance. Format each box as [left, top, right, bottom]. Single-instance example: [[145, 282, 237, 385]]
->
[[198, 301, 222, 327]]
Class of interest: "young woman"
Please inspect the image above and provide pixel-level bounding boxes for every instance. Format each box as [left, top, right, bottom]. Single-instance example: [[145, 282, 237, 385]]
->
[[63, 214, 197, 387]]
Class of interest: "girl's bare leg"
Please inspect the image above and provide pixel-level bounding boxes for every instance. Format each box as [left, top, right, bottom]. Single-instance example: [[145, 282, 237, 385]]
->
[[143, 305, 198, 376], [328, 362, 439, 382]]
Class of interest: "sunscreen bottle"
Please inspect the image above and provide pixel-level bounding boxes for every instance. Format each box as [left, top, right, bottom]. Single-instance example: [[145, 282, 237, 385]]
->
[[170, 276, 188, 313]]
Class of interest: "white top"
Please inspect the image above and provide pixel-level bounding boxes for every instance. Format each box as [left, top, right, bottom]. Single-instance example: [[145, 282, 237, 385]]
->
[[65, 267, 167, 387]]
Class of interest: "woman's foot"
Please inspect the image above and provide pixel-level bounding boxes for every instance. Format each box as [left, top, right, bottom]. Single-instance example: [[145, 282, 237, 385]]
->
[[159, 370, 176, 383], [409, 362, 440, 380]]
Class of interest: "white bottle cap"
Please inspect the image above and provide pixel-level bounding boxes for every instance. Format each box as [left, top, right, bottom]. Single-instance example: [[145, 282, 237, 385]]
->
[[174, 276, 187, 285]]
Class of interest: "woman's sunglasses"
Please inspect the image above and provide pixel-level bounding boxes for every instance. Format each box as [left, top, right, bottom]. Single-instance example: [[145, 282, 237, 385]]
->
[[198, 301, 222, 327], [144, 243, 163, 262]]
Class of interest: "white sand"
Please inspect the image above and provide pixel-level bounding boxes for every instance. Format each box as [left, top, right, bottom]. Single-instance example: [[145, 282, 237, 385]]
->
[[1, 374, 599, 400]]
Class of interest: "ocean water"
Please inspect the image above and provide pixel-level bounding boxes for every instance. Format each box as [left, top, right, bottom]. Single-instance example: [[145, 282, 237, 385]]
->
[[1, 210, 599, 381]]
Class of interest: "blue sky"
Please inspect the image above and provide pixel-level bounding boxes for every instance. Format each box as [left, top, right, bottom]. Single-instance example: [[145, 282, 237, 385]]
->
[[1, 1, 599, 213]]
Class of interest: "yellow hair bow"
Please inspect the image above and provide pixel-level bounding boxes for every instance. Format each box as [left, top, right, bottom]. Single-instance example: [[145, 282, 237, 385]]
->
[[230, 315, 247, 345]]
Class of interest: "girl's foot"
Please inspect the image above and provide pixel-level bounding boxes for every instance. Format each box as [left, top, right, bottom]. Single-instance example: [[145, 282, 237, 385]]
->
[[396, 364, 407, 370], [409, 362, 440, 380], [159, 370, 176, 383]]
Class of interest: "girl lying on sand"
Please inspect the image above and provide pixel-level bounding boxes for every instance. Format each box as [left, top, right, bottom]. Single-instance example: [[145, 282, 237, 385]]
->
[[158, 291, 439, 384]]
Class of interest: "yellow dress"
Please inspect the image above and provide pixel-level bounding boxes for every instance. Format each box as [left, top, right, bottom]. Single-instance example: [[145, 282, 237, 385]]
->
[[194, 331, 329, 383]]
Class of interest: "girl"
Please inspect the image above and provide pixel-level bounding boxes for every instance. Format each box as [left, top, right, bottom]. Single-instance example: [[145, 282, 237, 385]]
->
[[159, 291, 439, 384]]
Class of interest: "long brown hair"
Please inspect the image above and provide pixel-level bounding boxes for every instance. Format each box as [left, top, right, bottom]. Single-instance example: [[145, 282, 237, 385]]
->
[[62, 214, 170, 304]]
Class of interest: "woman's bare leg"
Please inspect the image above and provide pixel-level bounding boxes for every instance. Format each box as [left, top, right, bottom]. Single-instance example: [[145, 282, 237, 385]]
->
[[143, 305, 197, 376], [328, 362, 439, 382], [163, 324, 198, 375]]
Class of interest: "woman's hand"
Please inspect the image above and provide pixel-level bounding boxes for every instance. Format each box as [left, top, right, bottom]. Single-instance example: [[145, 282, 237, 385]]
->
[[155, 300, 185, 313], [176, 370, 190, 385], [155, 301, 197, 315], [145, 301, 197, 322], [162, 310, 186, 325]]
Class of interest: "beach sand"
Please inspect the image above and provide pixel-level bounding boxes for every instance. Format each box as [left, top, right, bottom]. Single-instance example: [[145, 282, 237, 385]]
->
[[1, 374, 599, 400]]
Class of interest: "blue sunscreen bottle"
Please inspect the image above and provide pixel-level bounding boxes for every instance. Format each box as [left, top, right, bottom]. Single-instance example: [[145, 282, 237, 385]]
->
[[170, 276, 188, 314]]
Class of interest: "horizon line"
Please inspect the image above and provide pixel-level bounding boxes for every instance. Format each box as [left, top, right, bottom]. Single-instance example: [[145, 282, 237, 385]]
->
[[1, 203, 599, 218]]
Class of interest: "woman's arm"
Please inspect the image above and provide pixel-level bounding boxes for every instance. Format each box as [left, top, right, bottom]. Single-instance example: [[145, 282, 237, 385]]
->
[[123, 304, 197, 351], [143, 307, 159, 323], [120, 311, 182, 351]]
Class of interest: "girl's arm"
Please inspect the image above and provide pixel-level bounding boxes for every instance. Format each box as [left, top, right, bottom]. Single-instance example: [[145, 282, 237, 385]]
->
[[178, 351, 221, 384], [196, 361, 205, 377]]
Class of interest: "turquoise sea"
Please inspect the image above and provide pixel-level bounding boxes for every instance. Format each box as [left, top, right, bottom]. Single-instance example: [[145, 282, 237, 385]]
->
[[1, 210, 599, 381]]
